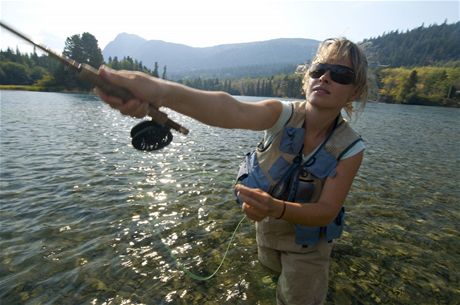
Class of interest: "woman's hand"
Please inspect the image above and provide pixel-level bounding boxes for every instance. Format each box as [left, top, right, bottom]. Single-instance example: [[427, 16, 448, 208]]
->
[[95, 66, 167, 118], [235, 185, 285, 221]]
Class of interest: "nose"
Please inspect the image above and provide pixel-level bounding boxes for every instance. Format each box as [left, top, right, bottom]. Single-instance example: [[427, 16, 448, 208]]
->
[[319, 70, 331, 83]]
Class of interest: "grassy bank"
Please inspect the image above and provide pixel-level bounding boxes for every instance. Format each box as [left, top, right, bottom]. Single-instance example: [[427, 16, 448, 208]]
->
[[0, 84, 47, 91], [0, 85, 92, 94]]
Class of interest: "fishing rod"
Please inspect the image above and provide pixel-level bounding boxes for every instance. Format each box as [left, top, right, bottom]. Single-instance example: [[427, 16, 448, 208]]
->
[[1, 22, 249, 280], [0, 21, 189, 151]]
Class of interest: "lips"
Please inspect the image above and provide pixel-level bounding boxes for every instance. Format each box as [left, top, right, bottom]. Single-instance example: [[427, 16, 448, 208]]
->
[[312, 86, 330, 94]]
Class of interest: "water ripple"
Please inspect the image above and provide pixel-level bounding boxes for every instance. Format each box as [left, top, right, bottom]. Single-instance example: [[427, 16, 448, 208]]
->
[[1, 92, 459, 304]]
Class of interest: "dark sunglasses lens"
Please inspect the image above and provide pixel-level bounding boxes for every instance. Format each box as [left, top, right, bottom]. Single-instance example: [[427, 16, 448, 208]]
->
[[309, 67, 326, 79], [330, 67, 355, 85], [309, 64, 355, 85]]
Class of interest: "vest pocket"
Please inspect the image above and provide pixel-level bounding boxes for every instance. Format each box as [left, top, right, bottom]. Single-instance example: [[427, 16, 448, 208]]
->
[[295, 174, 315, 203], [236, 152, 251, 182], [325, 207, 345, 241], [268, 156, 290, 181], [305, 148, 338, 179], [279, 127, 304, 154], [294, 207, 345, 246], [235, 151, 270, 204], [294, 225, 321, 246]]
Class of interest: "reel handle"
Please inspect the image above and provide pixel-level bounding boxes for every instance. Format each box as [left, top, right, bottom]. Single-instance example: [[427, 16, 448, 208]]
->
[[79, 64, 189, 135]]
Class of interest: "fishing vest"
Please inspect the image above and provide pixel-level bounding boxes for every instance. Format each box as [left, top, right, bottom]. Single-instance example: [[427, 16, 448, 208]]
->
[[235, 101, 362, 252]]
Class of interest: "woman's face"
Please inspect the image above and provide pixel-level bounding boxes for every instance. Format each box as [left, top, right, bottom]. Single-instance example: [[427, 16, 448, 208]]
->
[[306, 56, 357, 111]]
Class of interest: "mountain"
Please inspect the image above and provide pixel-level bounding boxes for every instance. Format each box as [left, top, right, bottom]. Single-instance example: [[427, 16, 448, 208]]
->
[[102, 33, 319, 79]]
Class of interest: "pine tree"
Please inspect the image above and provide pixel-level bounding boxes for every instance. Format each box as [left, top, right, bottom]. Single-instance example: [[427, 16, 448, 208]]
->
[[152, 62, 159, 77], [399, 70, 418, 103], [54, 32, 103, 90]]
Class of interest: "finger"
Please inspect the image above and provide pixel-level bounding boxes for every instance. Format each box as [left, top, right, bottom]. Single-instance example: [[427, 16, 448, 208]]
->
[[118, 99, 143, 116], [98, 66, 159, 107], [131, 101, 150, 118], [242, 202, 265, 222], [238, 192, 271, 216], [98, 66, 130, 88], [97, 85, 148, 118], [235, 184, 263, 198], [236, 186, 271, 211], [95, 87, 124, 108]]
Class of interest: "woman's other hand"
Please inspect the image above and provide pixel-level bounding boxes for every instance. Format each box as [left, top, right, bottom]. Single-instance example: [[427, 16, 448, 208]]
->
[[235, 185, 285, 221]]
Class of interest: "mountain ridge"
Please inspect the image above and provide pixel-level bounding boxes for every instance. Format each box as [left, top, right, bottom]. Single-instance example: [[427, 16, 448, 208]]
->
[[103, 33, 320, 79]]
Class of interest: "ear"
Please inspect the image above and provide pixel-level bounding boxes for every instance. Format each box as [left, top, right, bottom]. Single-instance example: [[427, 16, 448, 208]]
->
[[349, 86, 361, 101]]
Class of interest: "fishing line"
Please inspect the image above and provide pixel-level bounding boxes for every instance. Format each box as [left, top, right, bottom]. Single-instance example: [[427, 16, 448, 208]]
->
[[144, 204, 247, 281]]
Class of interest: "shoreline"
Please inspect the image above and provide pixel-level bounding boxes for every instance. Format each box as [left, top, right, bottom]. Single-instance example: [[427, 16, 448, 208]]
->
[[1, 86, 458, 108], [0, 85, 90, 94]]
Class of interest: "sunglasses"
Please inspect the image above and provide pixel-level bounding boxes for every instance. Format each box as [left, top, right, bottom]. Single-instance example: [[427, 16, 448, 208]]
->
[[309, 63, 355, 85]]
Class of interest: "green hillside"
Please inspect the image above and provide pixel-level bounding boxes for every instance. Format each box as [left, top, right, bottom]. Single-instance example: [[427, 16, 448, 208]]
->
[[363, 21, 460, 67]]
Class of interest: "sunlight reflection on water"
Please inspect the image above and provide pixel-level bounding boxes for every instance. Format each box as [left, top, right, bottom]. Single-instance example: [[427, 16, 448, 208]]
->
[[1, 92, 459, 304]]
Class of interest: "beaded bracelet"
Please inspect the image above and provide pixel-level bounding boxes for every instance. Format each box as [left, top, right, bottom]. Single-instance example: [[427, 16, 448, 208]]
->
[[275, 200, 286, 219]]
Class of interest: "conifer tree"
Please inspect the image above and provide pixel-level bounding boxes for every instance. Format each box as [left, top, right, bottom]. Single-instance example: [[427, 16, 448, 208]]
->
[[152, 62, 159, 77], [162, 65, 167, 79]]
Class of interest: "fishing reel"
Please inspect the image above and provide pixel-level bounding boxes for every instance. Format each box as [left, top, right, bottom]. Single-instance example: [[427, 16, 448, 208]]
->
[[129, 105, 189, 151], [130, 120, 173, 151]]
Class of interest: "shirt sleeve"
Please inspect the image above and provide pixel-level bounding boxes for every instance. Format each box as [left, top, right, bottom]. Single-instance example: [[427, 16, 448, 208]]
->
[[339, 139, 365, 160]]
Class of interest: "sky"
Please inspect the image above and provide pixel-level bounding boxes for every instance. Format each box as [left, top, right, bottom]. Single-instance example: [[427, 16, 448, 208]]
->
[[0, 0, 459, 54]]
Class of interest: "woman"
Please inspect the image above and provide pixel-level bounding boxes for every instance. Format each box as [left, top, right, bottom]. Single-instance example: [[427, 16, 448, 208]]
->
[[96, 37, 368, 305]]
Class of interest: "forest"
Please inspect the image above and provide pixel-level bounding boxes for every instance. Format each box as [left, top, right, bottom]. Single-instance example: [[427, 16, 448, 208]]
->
[[1, 21, 459, 107]]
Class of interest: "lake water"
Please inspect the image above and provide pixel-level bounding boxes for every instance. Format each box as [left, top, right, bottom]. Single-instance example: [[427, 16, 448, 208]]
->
[[0, 90, 459, 305]]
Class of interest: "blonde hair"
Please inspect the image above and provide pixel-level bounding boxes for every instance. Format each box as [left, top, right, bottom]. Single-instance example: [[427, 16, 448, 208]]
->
[[303, 38, 369, 117]]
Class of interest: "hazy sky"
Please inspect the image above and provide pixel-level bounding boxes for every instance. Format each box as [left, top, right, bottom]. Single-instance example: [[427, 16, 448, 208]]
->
[[1, 0, 458, 53]]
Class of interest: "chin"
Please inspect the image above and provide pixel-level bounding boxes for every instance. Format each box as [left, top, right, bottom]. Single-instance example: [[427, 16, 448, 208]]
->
[[308, 98, 339, 110], [308, 97, 326, 106]]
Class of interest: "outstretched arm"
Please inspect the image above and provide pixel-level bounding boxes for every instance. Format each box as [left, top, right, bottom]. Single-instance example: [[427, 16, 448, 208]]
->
[[96, 66, 282, 131]]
